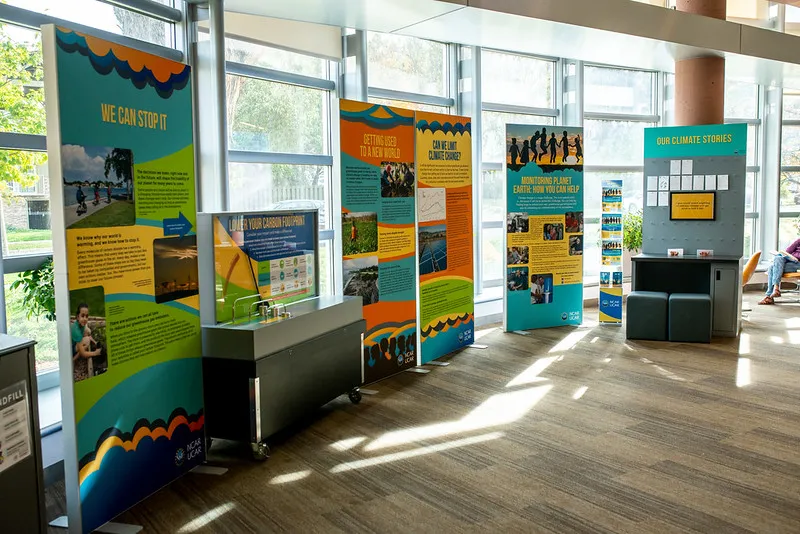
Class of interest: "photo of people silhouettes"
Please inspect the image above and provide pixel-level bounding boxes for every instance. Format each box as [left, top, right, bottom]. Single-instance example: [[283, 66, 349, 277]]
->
[[380, 161, 415, 198], [569, 235, 583, 256], [364, 332, 416, 370], [507, 267, 529, 291], [69, 286, 108, 383], [565, 211, 584, 233], [507, 212, 529, 233], [507, 246, 529, 265], [543, 223, 564, 241], [530, 274, 553, 305], [506, 126, 583, 171]]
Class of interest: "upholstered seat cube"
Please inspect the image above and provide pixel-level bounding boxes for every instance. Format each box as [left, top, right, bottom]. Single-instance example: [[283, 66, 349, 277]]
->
[[668, 293, 712, 343], [626, 291, 669, 341]]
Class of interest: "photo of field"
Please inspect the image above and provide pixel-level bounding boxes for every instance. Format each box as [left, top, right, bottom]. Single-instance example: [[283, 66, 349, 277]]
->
[[342, 211, 378, 256]]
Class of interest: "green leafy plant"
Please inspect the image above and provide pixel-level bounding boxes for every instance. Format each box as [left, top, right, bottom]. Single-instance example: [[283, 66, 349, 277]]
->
[[10, 258, 55, 321], [623, 210, 643, 252]]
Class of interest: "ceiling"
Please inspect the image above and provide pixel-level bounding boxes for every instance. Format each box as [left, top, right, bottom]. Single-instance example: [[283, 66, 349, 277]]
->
[[224, 0, 800, 88]]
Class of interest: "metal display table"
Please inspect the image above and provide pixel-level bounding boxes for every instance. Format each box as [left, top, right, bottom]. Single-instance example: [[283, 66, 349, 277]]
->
[[0, 335, 45, 533], [202, 295, 364, 459]]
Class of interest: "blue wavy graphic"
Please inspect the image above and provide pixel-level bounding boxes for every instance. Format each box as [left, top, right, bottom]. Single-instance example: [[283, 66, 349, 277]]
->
[[341, 104, 414, 129], [416, 120, 472, 136], [56, 28, 190, 99]]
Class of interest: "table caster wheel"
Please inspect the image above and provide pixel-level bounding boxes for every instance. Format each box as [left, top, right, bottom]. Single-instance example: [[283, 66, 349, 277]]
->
[[251, 442, 270, 461], [348, 388, 362, 404]]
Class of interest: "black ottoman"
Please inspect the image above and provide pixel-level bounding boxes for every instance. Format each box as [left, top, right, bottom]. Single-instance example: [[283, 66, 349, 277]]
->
[[626, 291, 668, 341], [669, 293, 712, 343]]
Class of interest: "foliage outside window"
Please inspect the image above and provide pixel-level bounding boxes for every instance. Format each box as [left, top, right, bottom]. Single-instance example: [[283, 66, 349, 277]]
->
[[367, 32, 447, 97]]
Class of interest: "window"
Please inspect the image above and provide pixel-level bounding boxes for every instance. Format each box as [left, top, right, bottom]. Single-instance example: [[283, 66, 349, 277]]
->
[[225, 40, 336, 293], [780, 90, 798, 257], [367, 32, 448, 97], [584, 66, 656, 115], [368, 98, 448, 114], [481, 50, 554, 108], [5, 0, 175, 47], [5, 275, 57, 374], [226, 76, 329, 154], [478, 50, 558, 292], [583, 66, 657, 281]]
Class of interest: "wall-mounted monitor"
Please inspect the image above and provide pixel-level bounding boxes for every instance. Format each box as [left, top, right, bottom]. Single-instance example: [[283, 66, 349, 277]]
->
[[669, 192, 716, 221]]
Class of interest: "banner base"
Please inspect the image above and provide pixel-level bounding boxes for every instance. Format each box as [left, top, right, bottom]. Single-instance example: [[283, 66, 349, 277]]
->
[[191, 465, 228, 476], [512, 330, 531, 336], [49, 518, 143, 533], [406, 368, 431, 374], [426, 361, 450, 367]]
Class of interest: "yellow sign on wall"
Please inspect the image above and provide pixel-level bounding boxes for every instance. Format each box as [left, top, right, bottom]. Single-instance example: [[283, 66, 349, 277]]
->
[[670, 192, 716, 220]]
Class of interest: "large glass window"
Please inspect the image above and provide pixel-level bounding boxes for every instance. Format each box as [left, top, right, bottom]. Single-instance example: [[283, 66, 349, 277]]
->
[[367, 32, 448, 97], [780, 90, 798, 255], [478, 50, 558, 292], [226, 76, 329, 154], [583, 66, 657, 281], [225, 40, 336, 293], [6, 0, 175, 47]]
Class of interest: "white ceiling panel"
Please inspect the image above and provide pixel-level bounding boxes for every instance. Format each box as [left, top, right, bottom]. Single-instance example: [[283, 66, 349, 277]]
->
[[224, 0, 467, 33]]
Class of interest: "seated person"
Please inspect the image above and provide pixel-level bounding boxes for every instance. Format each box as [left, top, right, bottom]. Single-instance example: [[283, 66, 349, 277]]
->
[[760, 237, 800, 305], [71, 303, 102, 362]]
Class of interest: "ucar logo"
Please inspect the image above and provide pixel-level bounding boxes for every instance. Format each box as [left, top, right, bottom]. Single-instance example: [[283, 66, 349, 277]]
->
[[602, 300, 609, 307], [174, 448, 185, 467], [561, 312, 568, 321]]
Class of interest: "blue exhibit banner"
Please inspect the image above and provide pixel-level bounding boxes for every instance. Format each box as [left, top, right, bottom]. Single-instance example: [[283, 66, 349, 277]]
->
[[504, 125, 584, 331], [600, 180, 623, 324]]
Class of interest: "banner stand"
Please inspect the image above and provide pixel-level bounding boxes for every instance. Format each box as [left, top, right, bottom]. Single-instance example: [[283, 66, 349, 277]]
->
[[600, 180, 624, 325], [504, 124, 585, 333]]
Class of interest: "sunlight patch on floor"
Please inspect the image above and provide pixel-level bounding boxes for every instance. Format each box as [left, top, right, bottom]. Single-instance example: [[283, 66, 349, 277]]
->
[[177, 503, 236, 533], [364, 385, 552, 452], [572, 386, 588, 400], [736, 357, 752, 387], [506, 357, 558, 387], [331, 432, 504, 474], [270, 470, 312, 485], [330, 437, 367, 452], [549, 330, 591, 353]]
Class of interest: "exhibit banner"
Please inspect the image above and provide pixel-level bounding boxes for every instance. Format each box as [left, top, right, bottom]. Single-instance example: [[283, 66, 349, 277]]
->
[[340, 100, 417, 383], [504, 125, 584, 331], [415, 112, 474, 363], [600, 181, 623, 324], [44, 26, 204, 533], [211, 211, 318, 323], [642, 124, 747, 257]]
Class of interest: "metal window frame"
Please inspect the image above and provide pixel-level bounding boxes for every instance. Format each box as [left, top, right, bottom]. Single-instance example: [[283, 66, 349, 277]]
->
[[482, 102, 559, 117], [367, 87, 454, 109], [0, 133, 47, 152], [228, 151, 333, 166], [0, 3, 183, 62], [583, 112, 660, 123], [99, 0, 182, 23], [226, 61, 335, 91]]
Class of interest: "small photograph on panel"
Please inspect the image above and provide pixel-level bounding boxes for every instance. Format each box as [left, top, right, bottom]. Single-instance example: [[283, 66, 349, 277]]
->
[[380, 162, 415, 198], [342, 211, 378, 256], [419, 224, 448, 275], [153, 235, 199, 304], [69, 285, 108, 383], [565, 211, 584, 233], [507, 246, 529, 265], [507, 212, 529, 233], [343, 256, 379, 307], [530, 274, 554, 305], [62, 145, 135, 230], [544, 223, 564, 241], [569, 235, 583, 256], [507, 267, 529, 292]]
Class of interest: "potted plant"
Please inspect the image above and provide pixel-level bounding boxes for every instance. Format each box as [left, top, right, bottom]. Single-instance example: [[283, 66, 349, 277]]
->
[[622, 210, 643, 277]]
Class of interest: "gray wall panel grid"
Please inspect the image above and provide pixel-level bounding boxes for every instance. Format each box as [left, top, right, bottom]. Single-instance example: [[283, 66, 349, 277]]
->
[[642, 156, 746, 257]]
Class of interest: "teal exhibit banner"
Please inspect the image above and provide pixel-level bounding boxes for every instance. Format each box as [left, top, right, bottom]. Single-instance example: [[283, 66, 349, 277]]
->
[[504, 125, 584, 331], [600, 181, 623, 324], [44, 26, 203, 533], [643, 124, 747, 257]]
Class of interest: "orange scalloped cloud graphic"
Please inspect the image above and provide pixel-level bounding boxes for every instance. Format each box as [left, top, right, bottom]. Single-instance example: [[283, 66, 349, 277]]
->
[[82, 34, 186, 83], [79, 415, 204, 485]]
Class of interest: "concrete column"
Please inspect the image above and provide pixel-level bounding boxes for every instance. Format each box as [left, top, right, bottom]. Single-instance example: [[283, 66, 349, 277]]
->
[[675, 0, 727, 125]]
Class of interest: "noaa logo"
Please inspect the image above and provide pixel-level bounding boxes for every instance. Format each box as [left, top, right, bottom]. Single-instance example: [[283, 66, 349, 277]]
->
[[458, 332, 464, 342], [602, 300, 609, 307], [561, 312, 568, 321], [174, 448, 185, 467], [397, 354, 404, 366]]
